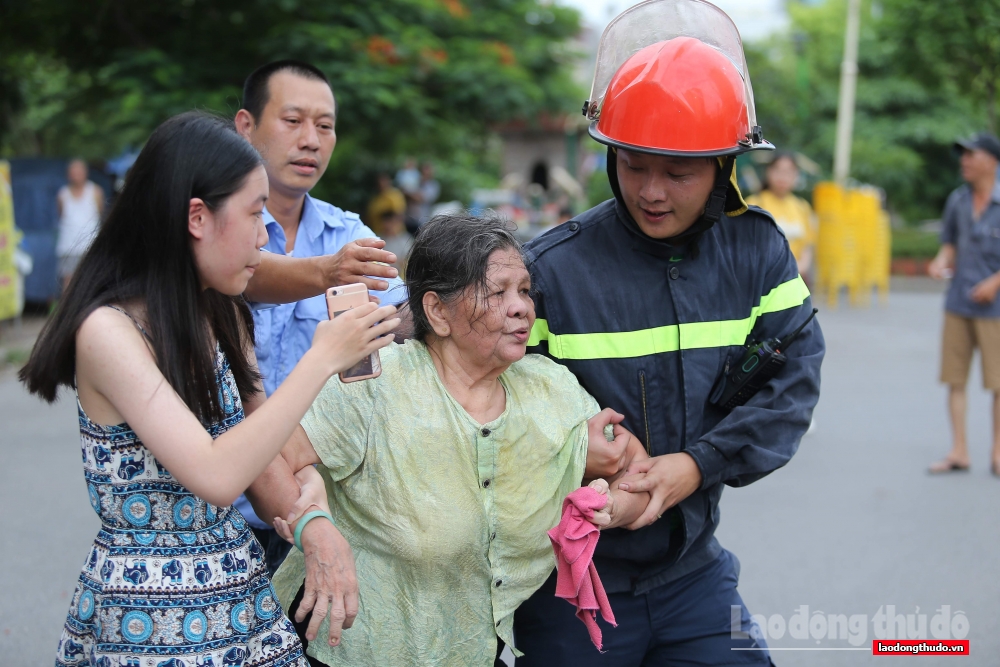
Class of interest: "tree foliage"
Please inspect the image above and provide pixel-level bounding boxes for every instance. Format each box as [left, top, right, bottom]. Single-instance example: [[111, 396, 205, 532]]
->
[[882, 0, 1000, 133], [0, 0, 583, 212], [745, 0, 988, 223]]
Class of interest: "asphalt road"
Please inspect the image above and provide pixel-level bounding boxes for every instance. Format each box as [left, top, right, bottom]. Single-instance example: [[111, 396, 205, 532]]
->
[[714, 289, 1000, 666], [1, 286, 997, 666]]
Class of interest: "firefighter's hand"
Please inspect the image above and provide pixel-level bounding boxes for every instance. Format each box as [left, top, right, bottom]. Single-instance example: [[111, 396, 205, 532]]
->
[[618, 452, 702, 529]]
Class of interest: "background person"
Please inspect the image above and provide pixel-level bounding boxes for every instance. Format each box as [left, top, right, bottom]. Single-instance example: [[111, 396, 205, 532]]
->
[[233, 60, 406, 578], [928, 132, 1000, 476], [395, 157, 420, 220], [365, 172, 406, 237], [415, 161, 441, 224], [378, 209, 412, 276], [55, 158, 104, 289], [747, 151, 817, 282], [19, 111, 399, 667]]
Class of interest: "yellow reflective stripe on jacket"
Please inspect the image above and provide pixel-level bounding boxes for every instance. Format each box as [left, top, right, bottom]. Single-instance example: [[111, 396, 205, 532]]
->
[[527, 276, 809, 360]]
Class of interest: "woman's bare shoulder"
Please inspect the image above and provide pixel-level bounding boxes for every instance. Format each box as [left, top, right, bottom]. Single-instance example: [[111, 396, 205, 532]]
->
[[77, 305, 151, 360]]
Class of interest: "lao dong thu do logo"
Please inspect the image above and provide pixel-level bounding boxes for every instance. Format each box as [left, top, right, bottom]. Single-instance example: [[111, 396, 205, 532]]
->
[[732, 605, 970, 646]]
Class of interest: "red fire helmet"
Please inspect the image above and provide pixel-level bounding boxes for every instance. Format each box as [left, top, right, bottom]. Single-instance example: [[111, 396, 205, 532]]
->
[[584, 0, 774, 157]]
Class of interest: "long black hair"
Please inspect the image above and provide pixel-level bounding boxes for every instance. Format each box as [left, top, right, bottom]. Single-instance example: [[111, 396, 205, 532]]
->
[[21, 111, 263, 423]]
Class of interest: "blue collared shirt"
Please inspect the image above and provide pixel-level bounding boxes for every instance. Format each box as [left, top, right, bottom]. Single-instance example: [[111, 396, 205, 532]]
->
[[235, 195, 406, 529], [253, 195, 406, 396], [942, 180, 1000, 318]]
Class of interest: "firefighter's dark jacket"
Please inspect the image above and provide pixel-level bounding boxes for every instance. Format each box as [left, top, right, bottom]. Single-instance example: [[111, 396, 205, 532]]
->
[[524, 198, 824, 595]]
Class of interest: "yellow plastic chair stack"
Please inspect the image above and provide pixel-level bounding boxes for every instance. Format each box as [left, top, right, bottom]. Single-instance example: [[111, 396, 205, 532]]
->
[[850, 186, 891, 305], [812, 181, 890, 308], [813, 182, 857, 307]]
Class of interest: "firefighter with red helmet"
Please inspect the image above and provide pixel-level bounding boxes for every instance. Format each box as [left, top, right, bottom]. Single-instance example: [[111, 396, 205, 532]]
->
[[514, 2, 824, 664]]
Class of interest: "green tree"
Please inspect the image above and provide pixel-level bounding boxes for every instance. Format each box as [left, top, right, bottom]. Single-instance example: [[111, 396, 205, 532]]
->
[[744, 0, 986, 223], [882, 0, 1000, 133], [0, 0, 583, 212]]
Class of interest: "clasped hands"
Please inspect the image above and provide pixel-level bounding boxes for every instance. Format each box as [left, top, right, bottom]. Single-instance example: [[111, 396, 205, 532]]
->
[[584, 408, 703, 530]]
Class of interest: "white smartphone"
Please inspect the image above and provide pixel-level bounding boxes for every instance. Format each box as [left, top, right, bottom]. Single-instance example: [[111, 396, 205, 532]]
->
[[325, 283, 382, 382]]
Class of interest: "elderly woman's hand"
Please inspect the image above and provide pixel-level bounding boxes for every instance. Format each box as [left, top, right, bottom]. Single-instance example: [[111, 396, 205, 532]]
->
[[274, 507, 360, 647], [587, 477, 651, 530], [271, 467, 359, 647], [585, 408, 631, 479], [298, 519, 360, 647], [588, 479, 614, 528]]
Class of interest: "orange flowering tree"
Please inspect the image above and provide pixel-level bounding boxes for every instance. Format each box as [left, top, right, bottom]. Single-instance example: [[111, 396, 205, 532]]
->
[[1, 0, 583, 210]]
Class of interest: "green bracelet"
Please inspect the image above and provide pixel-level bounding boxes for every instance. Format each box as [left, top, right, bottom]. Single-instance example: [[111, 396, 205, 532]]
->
[[293, 510, 336, 552]]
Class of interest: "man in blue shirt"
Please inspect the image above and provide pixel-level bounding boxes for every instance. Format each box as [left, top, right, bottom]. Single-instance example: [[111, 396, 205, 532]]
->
[[234, 60, 406, 575], [929, 133, 1000, 476]]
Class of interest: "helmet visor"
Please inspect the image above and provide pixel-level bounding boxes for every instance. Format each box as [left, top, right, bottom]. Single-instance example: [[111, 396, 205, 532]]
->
[[587, 0, 757, 133]]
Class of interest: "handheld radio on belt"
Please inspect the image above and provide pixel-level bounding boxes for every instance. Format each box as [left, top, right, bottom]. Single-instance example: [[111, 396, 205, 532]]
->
[[713, 308, 819, 411]]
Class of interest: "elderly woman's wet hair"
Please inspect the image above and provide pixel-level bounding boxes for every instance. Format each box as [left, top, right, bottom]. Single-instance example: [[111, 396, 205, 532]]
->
[[405, 212, 524, 342]]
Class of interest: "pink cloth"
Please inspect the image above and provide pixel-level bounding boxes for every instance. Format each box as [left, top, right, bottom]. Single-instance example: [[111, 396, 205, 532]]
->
[[547, 486, 617, 651]]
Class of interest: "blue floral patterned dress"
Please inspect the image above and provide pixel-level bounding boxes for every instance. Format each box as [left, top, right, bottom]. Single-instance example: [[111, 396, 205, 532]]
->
[[56, 343, 307, 667]]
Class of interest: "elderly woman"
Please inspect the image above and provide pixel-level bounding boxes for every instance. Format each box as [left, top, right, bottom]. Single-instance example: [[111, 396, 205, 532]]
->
[[264, 213, 650, 666]]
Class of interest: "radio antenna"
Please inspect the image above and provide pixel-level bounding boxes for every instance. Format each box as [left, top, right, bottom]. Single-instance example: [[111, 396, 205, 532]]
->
[[776, 308, 818, 352]]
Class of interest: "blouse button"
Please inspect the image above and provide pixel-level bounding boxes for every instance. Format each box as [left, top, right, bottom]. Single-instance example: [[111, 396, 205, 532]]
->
[[483, 479, 491, 488], [495, 579, 503, 587], [491, 532, 496, 540], [481, 428, 491, 437], [669, 266, 680, 280]]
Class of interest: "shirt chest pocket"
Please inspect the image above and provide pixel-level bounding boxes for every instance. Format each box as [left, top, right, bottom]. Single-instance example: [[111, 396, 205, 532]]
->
[[252, 310, 272, 361], [294, 295, 329, 322], [291, 296, 329, 349], [977, 222, 1000, 266]]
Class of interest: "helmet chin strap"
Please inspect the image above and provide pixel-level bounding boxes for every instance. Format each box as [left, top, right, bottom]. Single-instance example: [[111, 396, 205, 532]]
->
[[607, 147, 736, 250], [703, 156, 735, 225]]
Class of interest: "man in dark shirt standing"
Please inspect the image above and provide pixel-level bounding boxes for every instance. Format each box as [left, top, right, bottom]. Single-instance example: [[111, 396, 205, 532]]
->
[[928, 133, 1000, 476]]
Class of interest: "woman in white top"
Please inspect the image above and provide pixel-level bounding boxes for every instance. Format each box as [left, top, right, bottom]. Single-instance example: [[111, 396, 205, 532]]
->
[[56, 159, 105, 287]]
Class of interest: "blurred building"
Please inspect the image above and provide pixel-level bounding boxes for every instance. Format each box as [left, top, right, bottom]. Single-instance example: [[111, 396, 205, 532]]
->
[[497, 113, 589, 189]]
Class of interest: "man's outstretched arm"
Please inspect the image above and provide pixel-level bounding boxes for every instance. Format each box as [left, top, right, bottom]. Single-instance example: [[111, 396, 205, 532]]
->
[[245, 239, 399, 304]]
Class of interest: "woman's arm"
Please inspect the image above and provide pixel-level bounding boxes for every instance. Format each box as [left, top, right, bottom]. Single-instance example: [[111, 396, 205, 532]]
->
[[246, 432, 359, 648], [75, 303, 398, 507], [244, 241, 398, 304], [241, 379, 329, 527], [95, 185, 105, 217]]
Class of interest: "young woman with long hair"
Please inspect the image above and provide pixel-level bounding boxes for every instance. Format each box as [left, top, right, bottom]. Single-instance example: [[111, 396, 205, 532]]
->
[[20, 111, 399, 667]]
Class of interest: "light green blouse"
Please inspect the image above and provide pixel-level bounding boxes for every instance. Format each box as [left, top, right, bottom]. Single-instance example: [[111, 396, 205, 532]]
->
[[272, 340, 598, 666]]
